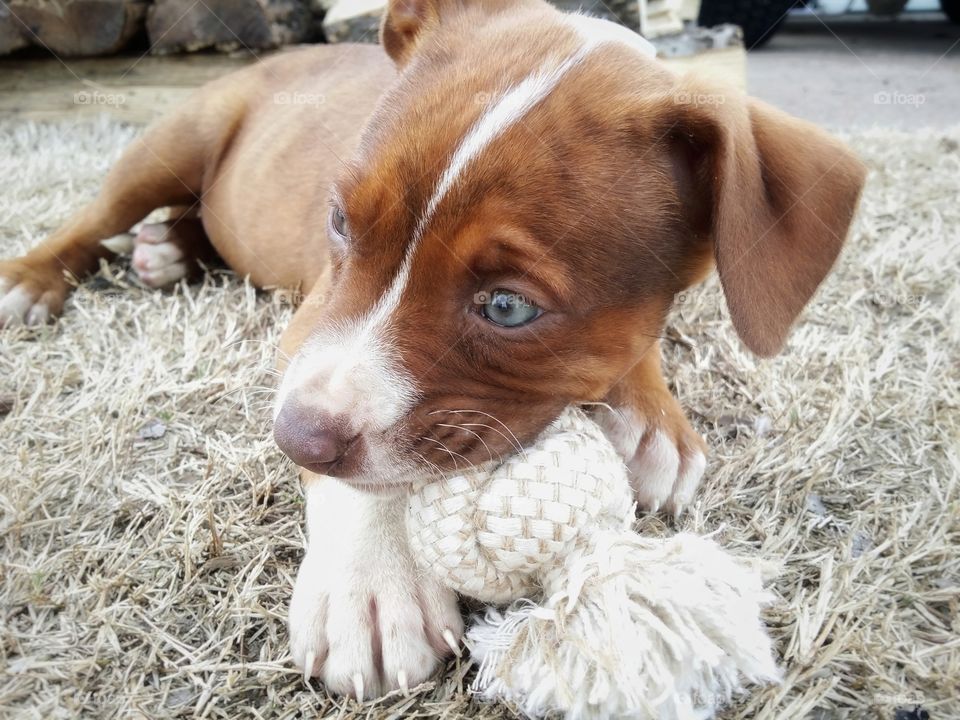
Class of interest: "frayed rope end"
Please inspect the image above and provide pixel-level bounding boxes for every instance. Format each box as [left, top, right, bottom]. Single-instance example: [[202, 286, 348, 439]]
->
[[466, 531, 781, 720]]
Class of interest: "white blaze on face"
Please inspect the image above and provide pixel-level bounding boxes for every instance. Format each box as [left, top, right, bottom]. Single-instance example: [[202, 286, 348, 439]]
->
[[274, 320, 418, 439], [275, 16, 654, 469], [360, 34, 604, 341]]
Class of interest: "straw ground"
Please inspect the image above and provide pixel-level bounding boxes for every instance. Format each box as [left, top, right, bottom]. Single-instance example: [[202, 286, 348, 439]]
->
[[1, 117, 958, 718]]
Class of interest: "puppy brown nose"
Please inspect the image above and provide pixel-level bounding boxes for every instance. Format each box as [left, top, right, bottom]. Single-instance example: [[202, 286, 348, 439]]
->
[[273, 402, 350, 471]]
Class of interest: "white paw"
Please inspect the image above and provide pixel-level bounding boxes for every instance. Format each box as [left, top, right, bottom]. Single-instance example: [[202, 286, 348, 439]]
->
[[595, 406, 707, 516], [289, 478, 463, 699], [132, 224, 188, 288], [0, 280, 52, 327], [628, 429, 706, 515]]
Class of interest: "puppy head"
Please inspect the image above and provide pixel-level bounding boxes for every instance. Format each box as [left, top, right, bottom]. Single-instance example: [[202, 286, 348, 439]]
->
[[273, 0, 866, 491]]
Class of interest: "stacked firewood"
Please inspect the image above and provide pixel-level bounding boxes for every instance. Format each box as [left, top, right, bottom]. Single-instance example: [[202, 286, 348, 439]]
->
[[0, 0, 319, 57], [0, 0, 646, 58]]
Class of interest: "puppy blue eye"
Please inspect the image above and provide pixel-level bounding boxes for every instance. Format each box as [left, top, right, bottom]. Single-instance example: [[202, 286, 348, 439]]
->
[[330, 206, 348, 238], [481, 289, 542, 327]]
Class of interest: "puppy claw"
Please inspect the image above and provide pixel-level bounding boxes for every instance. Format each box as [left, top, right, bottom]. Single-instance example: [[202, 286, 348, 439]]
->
[[443, 628, 462, 658], [352, 672, 364, 700], [303, 650, 316, 684], [397, 670, 409, 696], [627, 426, 707, 516], [25, 303, 50, 326], [100, 232, 135, 254]]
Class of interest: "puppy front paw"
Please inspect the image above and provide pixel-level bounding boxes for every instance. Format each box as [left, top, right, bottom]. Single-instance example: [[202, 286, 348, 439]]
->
[[289, 482, 463, 699], [289, 550, 462, 698], [594, 398, 706, 516]]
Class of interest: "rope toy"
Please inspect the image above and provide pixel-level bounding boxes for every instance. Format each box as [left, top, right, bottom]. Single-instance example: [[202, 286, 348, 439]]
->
[[407, 407, 780, 720]]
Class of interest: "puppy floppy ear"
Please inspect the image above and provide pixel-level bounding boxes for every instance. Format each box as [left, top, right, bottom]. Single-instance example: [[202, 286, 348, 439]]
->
[[381, 0, 472, 66], [380, 0, 522, 66], [666, 83, 867, 356]]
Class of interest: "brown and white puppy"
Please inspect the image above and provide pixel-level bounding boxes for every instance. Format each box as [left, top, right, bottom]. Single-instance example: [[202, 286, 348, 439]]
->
[[0, 0, 866, 699]]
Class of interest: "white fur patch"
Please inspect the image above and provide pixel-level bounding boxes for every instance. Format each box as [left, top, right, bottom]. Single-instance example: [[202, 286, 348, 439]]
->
[[415, 45, 595, 245], [288, 477, 462, 697], [0, 284, 48, 327], [593, 405, 645, 460], [25, 302, 50, 325], [274, 321, 417, 484], [133, 240, 184, 269], [566, 12, 658, 58], [275, 325, 415, 423], [628, 429, 707, 514], [132, 234, 188, 288], [100, 232, 135, 254], [629, 430, 681, 512]]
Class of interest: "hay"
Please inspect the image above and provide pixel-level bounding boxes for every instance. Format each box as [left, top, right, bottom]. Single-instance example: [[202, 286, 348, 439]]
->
[[1, 115, 958, 719]]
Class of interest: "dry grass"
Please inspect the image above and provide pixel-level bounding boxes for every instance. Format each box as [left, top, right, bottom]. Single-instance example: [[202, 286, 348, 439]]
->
[[1, 116, 958, 719]]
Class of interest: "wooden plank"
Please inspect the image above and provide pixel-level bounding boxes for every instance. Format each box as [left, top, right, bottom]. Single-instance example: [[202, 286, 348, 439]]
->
[[0, 51, 259, 123], [0, 52, 257, 93], [0, 85, 196, 123]]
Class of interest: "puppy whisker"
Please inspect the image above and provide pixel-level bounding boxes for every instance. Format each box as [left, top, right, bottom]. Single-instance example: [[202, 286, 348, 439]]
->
[[223, 337, 291, 362], [420, 436, 470, 470], [216, 386, 277, 409], [431, 409, 526, 459], [409, 450, 444, 479], [435, 423, 498, 464], [578, 400, 631, 431], [437, 423, 509, 462]]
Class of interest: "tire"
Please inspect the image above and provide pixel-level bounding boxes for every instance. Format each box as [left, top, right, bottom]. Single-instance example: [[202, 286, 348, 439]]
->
[[698, 0, 798, 48], [941, 0, 960, 24]]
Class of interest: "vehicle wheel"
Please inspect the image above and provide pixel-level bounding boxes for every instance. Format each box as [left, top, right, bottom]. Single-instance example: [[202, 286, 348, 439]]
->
[[698, 0, 797, 48], [941, 0, 960, 23]]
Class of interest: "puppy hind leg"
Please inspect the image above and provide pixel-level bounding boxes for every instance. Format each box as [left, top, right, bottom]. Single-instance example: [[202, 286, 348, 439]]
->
[[0, 92, 240, 325]]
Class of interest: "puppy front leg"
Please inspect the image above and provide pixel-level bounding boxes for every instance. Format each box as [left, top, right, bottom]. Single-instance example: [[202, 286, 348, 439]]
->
[[597, 344, 707, 516], [288, 471, 463, 698]]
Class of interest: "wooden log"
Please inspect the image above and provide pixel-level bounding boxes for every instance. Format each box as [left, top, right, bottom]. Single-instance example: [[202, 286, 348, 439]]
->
[[146, 0, 313, 55], [7, 0, 147, 57], [264, 0, 315, 46], [0, 4, 29, 56]]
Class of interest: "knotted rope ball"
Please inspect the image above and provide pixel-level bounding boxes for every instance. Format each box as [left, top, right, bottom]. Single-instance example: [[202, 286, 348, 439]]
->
[[406, 407, 780, 720]]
